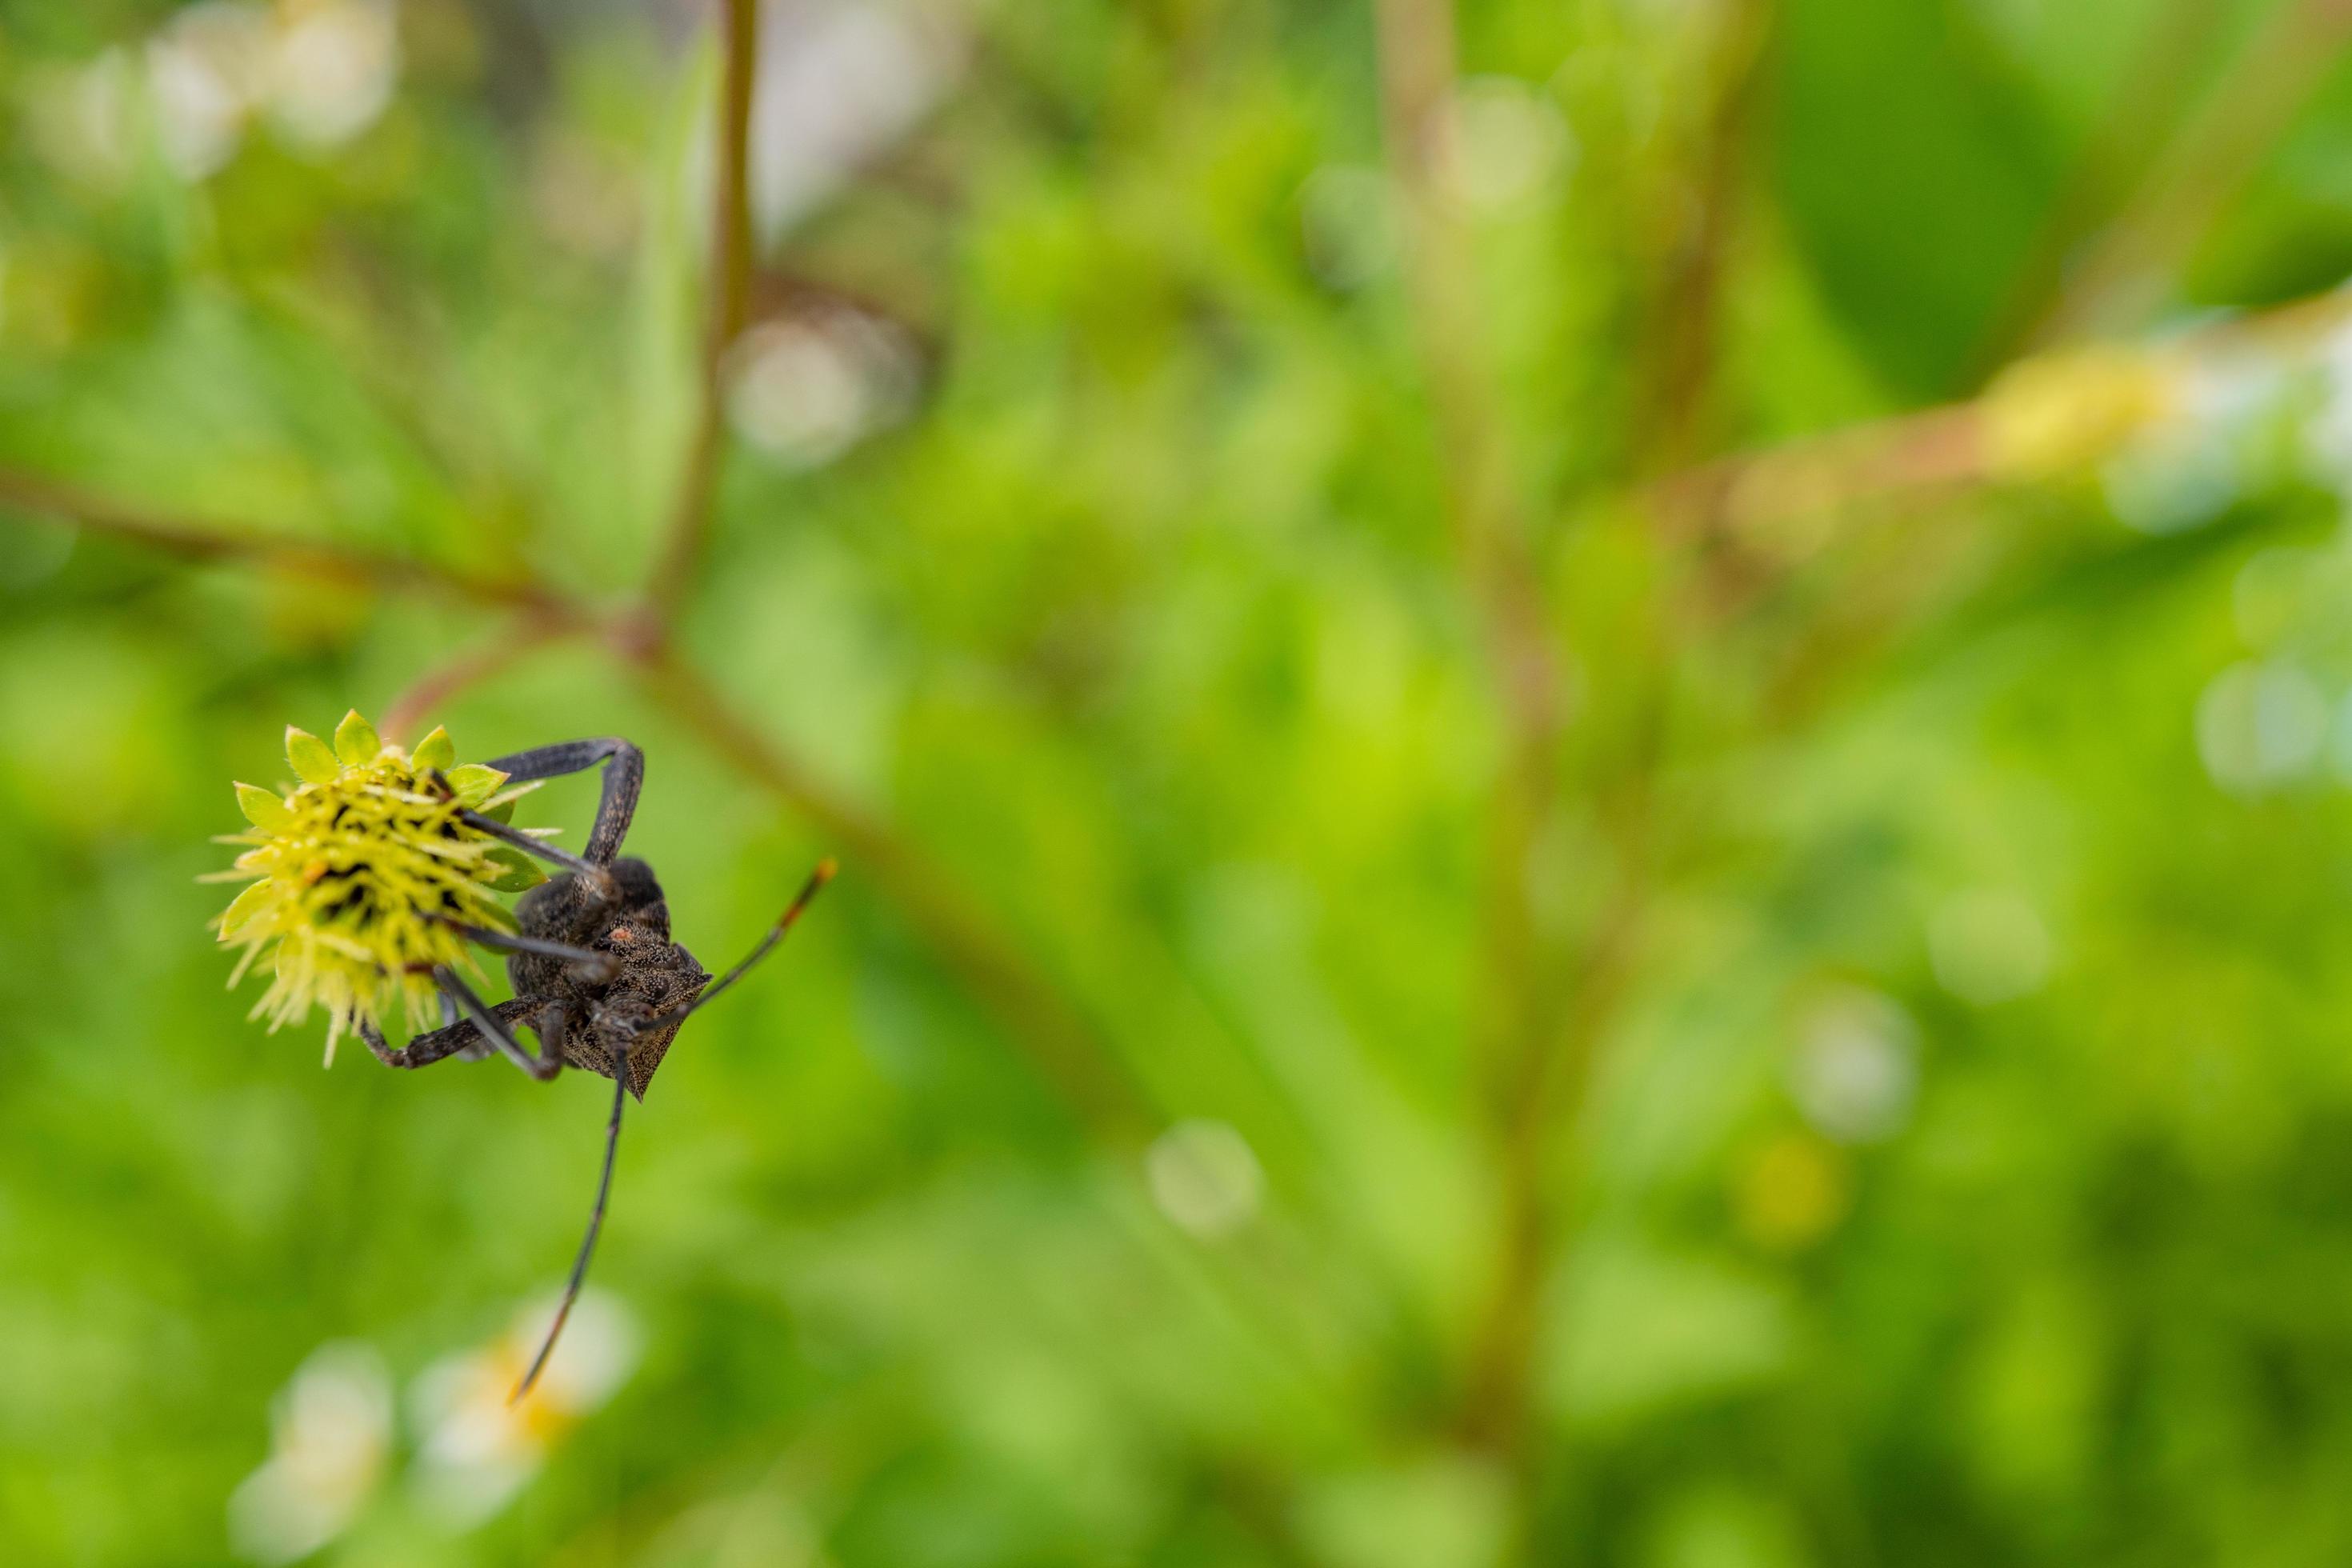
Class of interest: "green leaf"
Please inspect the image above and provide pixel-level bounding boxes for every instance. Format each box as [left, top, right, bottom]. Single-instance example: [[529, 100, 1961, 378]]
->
[[444, 763, 509, 806], [484, 846, 546, 893], [1777, 0, 2063, 396], [234, 782, 294, 834], [482, 797, 518, 824], [285, 726, 341, 786], [216, 879, 274, 939], [410, 726, 456, 773], [334, 710, 382, 766]]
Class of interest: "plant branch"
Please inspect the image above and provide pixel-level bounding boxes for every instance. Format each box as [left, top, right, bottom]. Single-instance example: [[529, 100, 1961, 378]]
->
[[1374, 0, 1582, 1486], [1634, 0, 1774, 474], [0, 466, 576, 616], [645, 0, 763, 622]]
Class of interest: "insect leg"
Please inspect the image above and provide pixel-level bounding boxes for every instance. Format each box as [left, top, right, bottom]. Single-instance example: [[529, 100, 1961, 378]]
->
[[437, 918, 617, 983], [477, 738, 643, 866], [450, 807, 602, 877], [358, 998, 543, 1069], [435, 966, 562, 1082]]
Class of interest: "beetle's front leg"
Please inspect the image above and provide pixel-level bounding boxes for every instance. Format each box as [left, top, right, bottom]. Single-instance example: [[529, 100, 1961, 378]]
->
[[477, 738, 644, 865]]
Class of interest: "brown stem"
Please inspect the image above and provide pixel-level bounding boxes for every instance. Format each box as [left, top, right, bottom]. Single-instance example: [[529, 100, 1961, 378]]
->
[[629, 641, 1158, 1144], [645, 0, 763, 621], [1374, 0, 1582, 1496], [1370, 0, 1565, 968], [0, 466, 574, 616], [1634, 0, 1775, 475]]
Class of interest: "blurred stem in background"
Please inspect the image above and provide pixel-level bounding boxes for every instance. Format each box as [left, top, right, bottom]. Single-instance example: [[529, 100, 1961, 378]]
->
[[1374, 0, 1572, 1484], [1633, 0, 1774, 478], [644, 0, 761, 622]]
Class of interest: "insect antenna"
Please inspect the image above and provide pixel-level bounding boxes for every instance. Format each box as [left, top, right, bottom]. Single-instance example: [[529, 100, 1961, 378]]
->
[[509, 859, 834, 1404], [511, 1037, 628, 1405], [629, 859, 837, 1038]]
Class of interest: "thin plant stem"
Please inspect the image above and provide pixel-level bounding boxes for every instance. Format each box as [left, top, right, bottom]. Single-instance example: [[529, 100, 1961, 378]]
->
[[1634, 0, 1776, 475], [1373, 0, 1586, 1494], [645, 0, 763, 621], [0, 466, 574, 616]]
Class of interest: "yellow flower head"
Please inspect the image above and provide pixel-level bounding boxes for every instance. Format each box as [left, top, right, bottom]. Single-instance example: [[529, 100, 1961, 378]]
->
[[210, 710, 547, 1062]]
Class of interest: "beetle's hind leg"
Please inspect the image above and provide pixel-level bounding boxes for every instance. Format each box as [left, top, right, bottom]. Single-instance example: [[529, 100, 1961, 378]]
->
[[359, 997, 550, 1070], [435, 967, 567, 1082]]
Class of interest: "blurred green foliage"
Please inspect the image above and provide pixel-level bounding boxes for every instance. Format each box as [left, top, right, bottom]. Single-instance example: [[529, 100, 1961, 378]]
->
[[10, 1, 2352, 1565]]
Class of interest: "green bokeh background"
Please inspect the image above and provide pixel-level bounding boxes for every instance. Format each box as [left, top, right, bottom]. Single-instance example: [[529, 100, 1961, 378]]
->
[[10, 1, 2352, 1564]]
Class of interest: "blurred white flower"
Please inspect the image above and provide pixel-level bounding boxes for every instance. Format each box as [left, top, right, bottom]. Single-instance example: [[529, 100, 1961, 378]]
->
[[410, 1290, 641, 1528], [2102, 353, 2275, 534], [726, 306, 922, 468], [750, 0, 967, 239], [1787, 988, 1918, 1144], [1446, 76, 1573, 212], [1147, 1118, 1265, 1238], [146, 0, 399, 181], [2198, 659, 2328, 796], [268, 1, 400, 150], [2304, 307, 2352, 494], [148, 4, 270, 180], [228, 1342, 394, 1565], [1928, 890, 2052, 1006]]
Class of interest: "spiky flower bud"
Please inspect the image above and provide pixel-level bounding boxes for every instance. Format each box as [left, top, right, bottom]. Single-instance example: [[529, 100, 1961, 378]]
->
[[209, 710, 550, 1062]]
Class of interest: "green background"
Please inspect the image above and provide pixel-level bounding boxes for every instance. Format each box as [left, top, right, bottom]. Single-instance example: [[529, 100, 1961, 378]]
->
[[9, 0, 2352, 1563]]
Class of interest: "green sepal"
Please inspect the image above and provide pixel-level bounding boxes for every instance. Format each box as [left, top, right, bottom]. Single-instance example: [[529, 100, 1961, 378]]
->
[[410, 726, 456, 773], [470, 898, 520, 932], [286, 726, 341, 786], [234, 782, 294, 834], [484, 846, 546, 893], [444, 763, 509, 806], [333, 710, 382, 766], [217, 879, 274, 940]]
